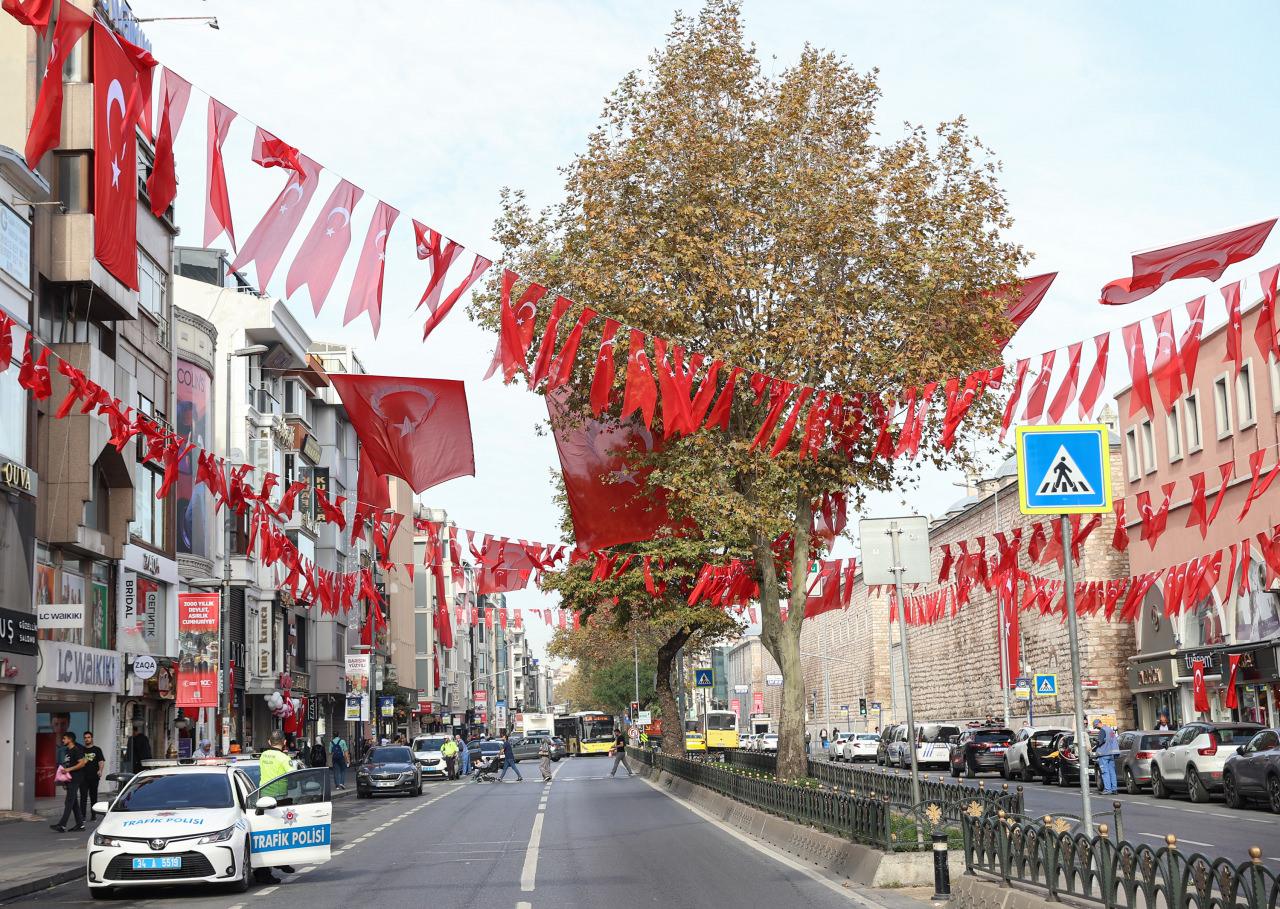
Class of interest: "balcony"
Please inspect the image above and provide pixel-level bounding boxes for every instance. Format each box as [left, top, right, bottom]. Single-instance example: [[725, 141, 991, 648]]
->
[[43, 214, 140, 321], [249, 385, 282, 419]]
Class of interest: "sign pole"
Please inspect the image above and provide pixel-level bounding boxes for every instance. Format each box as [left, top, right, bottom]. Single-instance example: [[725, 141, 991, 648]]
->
[[890, 521, 923, 810], [1061, 512, 1092, 830]]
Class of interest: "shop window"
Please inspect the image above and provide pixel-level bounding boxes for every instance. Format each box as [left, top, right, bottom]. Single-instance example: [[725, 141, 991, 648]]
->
[[1233, 546, 1280, 643], [0, 365, 27, 464]]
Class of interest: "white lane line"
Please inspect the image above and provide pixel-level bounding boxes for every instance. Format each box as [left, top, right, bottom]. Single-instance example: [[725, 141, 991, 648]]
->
[[517, 902, 533, 909], [258, 886, 279, 896], [1136, 832, 1213, 847], [520, 812, 545, 892], [299, 865, 316, 874]]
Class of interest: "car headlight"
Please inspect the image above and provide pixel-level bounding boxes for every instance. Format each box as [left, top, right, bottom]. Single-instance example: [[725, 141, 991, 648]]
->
[[357, 769, 370, 778], [197, 826, 236, 845], [93, 832, 122, 847], [400, 771, 415, 780]]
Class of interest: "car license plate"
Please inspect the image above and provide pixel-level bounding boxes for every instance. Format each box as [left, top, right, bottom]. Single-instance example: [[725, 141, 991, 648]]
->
[[132, 856, 182, 871], [376, 780, 395, 787], [991, 747, 1006, 753]]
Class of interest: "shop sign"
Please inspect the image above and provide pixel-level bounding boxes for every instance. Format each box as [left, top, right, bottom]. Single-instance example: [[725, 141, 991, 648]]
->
[[765, 674, 783, 687], [1128, 658, 1177, 692], [0, 458, 33, 494], [36, 640, 122, 693], [301, 434, 322, 464], [1181, 650, 1219, 674], [37, 603, 85, 630], [131, 654, 157, 680], [0, 201, 31, 289], [0, 606, 38, 655]]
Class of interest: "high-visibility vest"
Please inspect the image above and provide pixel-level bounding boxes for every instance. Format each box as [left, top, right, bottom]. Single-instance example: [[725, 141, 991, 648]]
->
[[259, 748, 292, 797]]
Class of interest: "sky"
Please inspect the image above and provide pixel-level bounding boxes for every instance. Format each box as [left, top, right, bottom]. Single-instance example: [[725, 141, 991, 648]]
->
[[136, 0, 1280, 658]]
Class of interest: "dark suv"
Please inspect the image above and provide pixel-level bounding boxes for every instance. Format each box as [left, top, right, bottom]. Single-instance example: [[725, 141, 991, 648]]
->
[[950, 726, 1014, 778], [876, 724, 901, 766]]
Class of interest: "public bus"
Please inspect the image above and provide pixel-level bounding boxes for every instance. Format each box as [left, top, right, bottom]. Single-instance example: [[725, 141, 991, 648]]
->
[[553, 711, 616, 755], [702, 709, 740, 750], [684, 718, 706, 752]]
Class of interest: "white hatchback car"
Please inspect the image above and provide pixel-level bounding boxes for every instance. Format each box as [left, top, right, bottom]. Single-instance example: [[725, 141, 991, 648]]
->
[[840, 733, 881, 762], [87, 762, 332, 898], [758, 733, 779, 752]]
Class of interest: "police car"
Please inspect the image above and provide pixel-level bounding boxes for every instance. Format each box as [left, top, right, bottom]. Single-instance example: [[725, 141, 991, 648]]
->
[[87, 759, 331, 898]]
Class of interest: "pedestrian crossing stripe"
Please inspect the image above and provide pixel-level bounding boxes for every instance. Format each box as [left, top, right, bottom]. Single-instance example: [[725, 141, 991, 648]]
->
[[1035, 445, 1095, 497]]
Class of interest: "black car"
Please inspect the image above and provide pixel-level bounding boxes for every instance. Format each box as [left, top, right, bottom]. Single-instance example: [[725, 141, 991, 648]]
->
[[357, 746, 423, 798], [1041, 732, 1096, 787], [876, 724, 901, 766], [950, 727, 1014, 778]]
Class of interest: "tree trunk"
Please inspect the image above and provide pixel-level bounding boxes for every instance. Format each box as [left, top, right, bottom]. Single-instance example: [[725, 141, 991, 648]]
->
[[655, 626, 691, 756]]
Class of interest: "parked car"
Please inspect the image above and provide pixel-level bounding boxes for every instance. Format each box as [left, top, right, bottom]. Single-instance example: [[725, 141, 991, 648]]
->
[[356, 746, 423, 798], [1002, 726, 1070, 782], [827, 733, 854, 761], [740, 734, 759, 752], [950, 726, 1014, 778], [876, 725, 901, 766], [1150, 722, 1262, 802], [1039, 732, 1096, 787], [891, 723, 958, 769], [1113, 730, 1174, 794], [758, 733, 779, 752], [1223, 728, 1280, 812], [411, 735, 451, 779], [840, 733, 881, 762]]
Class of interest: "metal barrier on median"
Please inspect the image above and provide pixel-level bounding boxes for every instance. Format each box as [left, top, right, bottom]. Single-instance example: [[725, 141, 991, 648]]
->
[[962, 811, 1280, 909], [722, 749, 1024, 821]]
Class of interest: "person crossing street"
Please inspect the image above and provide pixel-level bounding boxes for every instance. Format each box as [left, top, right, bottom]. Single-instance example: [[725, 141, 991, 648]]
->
[[441, 735, 459, 780], [459, 734, 471, 777], [497, 731, 523, 782], [609, 728, 633, 778], [538, 737, 553, 782]]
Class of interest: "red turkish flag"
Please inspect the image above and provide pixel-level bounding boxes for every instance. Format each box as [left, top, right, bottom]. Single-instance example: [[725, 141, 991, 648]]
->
[[147, 69, 192, 217], [1222, 280, 1245, 374], [1046, 341, 1083, 424], [547, 393, 682, 551], [93, 22, 155, 291], [1224, 654, 1241, 709], [1191, 658, 1209, 713], [203, 98, 237, 249], [529, 296, 574, 388], [1254, 264, 1279, 362], [3, 0, 53, 27], [1076, 332, 1110, 420], [230, 153, 322, 290], [486, 270, 546, 382], [1020, 350, 1056, 424], [589, 319, 621, 417], [1185, 471, 1209, 539], [1100, 219, 1277, 305], [413, 220, 492, 341], [331, 374, 474, 495], [1136, 481, 1176, 550], [1121, 321, 1154, 418], [998, 570, 1020, 687], [251, 127, 304, 178], [620, 330, 657, 429], [1205, 460, 1235, 528], [1149, 309, 1182, 413], [999, 272, 1058, 333], [547, 308, 597, 392], [1237, 449, 1280, 521], [357, 445, 390, 512], [1179, 296, 1206, 387], [24, 5, 92, 167], [999, 358, 1029, 441], [343, 201, 400, 335], [285, 179, 363, 314]]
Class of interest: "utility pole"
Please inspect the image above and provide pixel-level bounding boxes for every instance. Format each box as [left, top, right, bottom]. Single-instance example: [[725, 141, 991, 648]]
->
[[1062, 513, 1092, 829], [890, 521, 923, 810]]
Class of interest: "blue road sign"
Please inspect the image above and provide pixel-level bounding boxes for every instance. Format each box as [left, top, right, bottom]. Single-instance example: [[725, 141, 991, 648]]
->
[[1015, 424, 1112, 515], [1034, 673, 1058, 696], [694, 668, 714, 688]]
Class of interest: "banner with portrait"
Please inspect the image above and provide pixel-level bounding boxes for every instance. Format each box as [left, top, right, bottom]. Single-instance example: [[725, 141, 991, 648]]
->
[[177, 592, 220, 708], [345, 653, 370, 721]]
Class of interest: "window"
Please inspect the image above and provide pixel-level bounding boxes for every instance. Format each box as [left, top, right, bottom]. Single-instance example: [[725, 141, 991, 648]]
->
[[1125, 428, 1140, 480], [1139, 420, 1155, 474], [1214, 374, 1233, 438], [1166, 406, 1182, 462], [131, 464, 166, 548], [1184, 393, 1203, 453], [138, 253, 165, 320], [53, 153, 90, 214], [83, 461, 111, 533], [1236, 361, 1256, 428], [0, 365, 26, 464]]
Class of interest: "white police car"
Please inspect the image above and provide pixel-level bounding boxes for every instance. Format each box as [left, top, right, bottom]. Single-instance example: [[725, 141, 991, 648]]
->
[[87, 761, 331, 898]]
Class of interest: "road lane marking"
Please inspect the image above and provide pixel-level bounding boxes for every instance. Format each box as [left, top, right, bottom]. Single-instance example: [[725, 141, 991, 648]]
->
[[1137, 833, 1213, 847], [520, 812, 545, 892], [518, 902, 533, 909]]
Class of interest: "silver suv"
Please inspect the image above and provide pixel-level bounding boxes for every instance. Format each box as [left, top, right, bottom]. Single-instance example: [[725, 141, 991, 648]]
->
[[1150, 722, 1262, 802]]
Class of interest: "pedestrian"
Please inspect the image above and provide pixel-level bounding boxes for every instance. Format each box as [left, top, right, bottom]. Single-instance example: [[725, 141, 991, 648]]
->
[[538, 737, 552, 782], [459, 734, 471, 777], [194, 739, 214, 758], [310, 738, 327, 769], [255, 732, 296, 884], [441, 736, 459, 780], [51, 731, 88, 833], [1155, 711, 1172, 731], [80, 731, 105, 822], [805, 730, 812, 755], [125, 724, 151, 774], [609, 728, 633, 778], [497, 731, 524, 782], [1093, 718, 1120, 794], [819, 728, 828, 749], [330, 734, 349, 790], [984, 714, 996, 725], [229, 739, 242, 754]]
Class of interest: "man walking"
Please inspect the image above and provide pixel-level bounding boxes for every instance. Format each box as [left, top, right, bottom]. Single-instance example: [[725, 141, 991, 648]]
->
[[538, 737, 553, 783], [497, 731, 523, 782], [1093, 719, 1120, 795], [310, 738, 327, 770], [51, 732, 88, 833], [330, 733, 349, 790], [609, 728, 633, 778], [125, 724, 151, 774], [441, 736, 459, 780], [459, 734, 471, 777], [80, 731, 105, 822]]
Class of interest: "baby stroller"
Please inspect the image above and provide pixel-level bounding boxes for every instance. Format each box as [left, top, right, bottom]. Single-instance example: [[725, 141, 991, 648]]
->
[[472, 752, 500, 783]]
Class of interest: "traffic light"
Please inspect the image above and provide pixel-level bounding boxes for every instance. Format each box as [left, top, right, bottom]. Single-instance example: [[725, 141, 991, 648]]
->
[[858, 698, 867, 716], [630, 701, 640, 718]]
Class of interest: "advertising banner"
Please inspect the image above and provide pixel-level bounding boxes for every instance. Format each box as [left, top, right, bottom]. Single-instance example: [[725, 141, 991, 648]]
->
[[378, 695, 395, 718], [118, 571, 165, 655], [752, 691, 764, 713], [345, 653, 371, 721], [177, 592, 220, 707], [176, 358, 213, 559]]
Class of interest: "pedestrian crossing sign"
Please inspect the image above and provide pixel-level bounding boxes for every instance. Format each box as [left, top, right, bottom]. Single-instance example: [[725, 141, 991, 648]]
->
[[694, 668, 714, 688], [1015, 424, 1112, 515], [1034, 673, 1058, 696]]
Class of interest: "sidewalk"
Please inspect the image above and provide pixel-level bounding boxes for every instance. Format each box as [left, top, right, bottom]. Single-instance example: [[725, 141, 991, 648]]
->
[[0, 785, 355, 903]]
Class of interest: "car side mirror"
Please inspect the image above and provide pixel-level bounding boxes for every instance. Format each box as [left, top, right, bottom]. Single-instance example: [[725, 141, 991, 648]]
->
[[92, 801, 110, 816], [255, 796, 277, 814], [1237, 745, 1246, 755]]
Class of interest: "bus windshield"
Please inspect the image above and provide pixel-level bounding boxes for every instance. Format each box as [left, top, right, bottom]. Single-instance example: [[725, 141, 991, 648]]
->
[[583, 718, 614, 741], [685, 719, 700, 733], [705, 714, 736, 731]]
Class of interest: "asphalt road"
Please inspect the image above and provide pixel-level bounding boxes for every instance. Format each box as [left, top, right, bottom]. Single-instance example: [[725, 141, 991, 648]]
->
[[11, 757, 872, 909], [844, 757, 1280, 868]]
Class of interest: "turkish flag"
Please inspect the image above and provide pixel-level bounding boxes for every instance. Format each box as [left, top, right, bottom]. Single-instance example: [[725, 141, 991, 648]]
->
[[999, 272, 1058, 337], [203, 98, 237, 249], [3, 0, 53, 27], [1046, 341, 1083, 424], [1191, 658, 1209, 713], [620, 330, 657, 428], [251, 127, 304, 178], [343, 201, 400, 335], [1099, 219, 1277, 305], [1222, 281, 1245, 375], [1149, 309, 1182, 413], [487, 270, 546, 382], [1076, 332, 1110, 420], [413, 220, 492, 341], [93, 21, 156, 291], [1185, 471, 1209, 539], [1224, 654, 1241, 709], [1121, 321, 1154, 418], [1179, 296, 1206, 387], [147, 69, 192, 217], [999, 358, 1029, 441], [24, 5, 92, 167], [331, 374, 475, 495], [547, 393, 682, 551], [230, 153, 322, 291], [1020, 350, 1056, 424], [1254, 264, 1279, 362], [357, 445, 390, 512], [589, 319, 621, 417], [286, 179, 362, 314]]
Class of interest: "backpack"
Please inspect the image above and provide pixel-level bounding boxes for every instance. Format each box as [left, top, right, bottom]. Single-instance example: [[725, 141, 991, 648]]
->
[[331, 738, 345, 761]]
